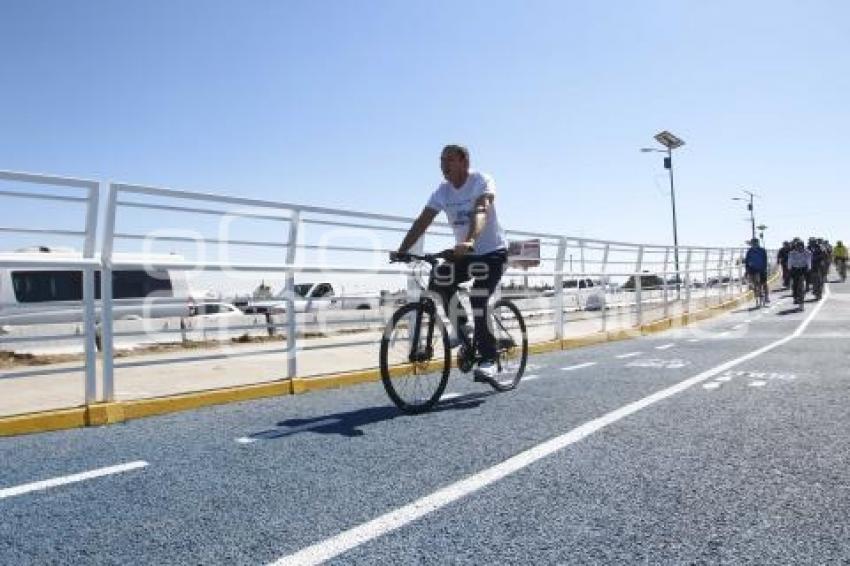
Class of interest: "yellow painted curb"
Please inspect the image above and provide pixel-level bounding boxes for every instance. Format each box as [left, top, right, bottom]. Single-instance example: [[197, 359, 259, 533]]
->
[[292, 368, 382, 394], [640, 319, 673, 335], [86, 403, 126, 426], [606, 328, 642, 342], [562, 333, 608, 350], [529, 340, 562, 355], [122, 379, 293, 420], [0, 407, 87, 437]]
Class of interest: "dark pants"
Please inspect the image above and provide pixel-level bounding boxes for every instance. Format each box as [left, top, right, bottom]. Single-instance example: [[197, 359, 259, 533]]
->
[[791, 268, 807, 304], [428, 249, 507, 361], [781, 262, 790, 287]]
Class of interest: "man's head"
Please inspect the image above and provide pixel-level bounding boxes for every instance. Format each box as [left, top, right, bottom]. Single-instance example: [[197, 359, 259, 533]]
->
[[750, 238, 760, 247], [440, 144, 470, 187]]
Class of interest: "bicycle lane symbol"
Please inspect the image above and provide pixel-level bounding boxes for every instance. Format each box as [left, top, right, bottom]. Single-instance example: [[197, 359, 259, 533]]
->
[[702, 369, 800, 390]]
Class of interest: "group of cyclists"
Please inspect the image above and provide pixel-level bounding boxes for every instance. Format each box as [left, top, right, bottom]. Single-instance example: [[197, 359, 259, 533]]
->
[[759, 237, 848, 310]]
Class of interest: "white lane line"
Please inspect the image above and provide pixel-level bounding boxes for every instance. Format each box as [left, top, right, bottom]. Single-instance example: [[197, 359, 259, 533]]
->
[[616, 352, 642, 359], [522, 375, 540, 381], [732, 324, 744, 330], [561, 362, 597, 371], [0, 461, 149, 500], [715, 375, 732, 382], [236, 437, 257, 445], [441, 393, 462, 401], [716, 331, 731, 338], [744, 319, 752, 323], [703, 382, 721, 390], [269, 287, 830, 566], [655, 344, 675, 350], [687, 339, 700, 343], [749, 380, 767, 387]]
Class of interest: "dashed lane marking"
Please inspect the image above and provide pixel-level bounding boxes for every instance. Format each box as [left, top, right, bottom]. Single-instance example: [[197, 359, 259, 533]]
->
[[522, 375, 540, 381], [0, 461, 149, 500], [655, 343, 675, 350], [749, 380, 767, 387], [703, 382, 721, 390], [615, 352, 642, 359], [687, 339, 700, 343], [561, 362, 597, 371], [441, 393, 462, 401]]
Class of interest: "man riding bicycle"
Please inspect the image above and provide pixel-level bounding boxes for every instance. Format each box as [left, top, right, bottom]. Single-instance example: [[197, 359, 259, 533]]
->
[[787, 238, 811, 308], [744, 238, 769, 304], [392, 144, 508, 381]]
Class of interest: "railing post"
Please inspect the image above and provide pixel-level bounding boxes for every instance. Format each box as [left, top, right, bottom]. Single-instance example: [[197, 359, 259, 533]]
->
[[101, 183, 118, 402], [684, 249, 693, 313], [82, 180, 100, 405], [717, 248, 725, 304], [662, 247, 670, 319], [635, 245, 644, 327], [600, 243, 610, 332], [82, 266, 97, 404], [553, 237, 567, 341], [285, 210, 301, 379], [726, 248, 734, 300], [703, 249, 710, 307]]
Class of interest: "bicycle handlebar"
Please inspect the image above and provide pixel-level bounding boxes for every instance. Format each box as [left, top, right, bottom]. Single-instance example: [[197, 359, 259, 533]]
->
[[390, 249, 454, 265]]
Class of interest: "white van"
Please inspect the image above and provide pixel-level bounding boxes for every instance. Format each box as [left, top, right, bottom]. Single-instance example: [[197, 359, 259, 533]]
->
[[0, 248, 190, 326]]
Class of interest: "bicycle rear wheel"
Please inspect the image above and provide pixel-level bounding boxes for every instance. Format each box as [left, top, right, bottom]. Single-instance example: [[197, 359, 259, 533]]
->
[[487, 299, 528, 392], [379, 302, 450, 413]]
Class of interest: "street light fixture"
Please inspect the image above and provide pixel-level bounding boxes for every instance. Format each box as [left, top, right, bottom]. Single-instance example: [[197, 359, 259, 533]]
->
[[640, 130, 685, 295]]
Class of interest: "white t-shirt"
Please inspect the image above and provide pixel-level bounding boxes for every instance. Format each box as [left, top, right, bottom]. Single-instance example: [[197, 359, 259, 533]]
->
[[426, 170, 507, 255]]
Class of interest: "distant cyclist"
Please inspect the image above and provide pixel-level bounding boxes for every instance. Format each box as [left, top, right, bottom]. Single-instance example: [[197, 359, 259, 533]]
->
[[777, 241, 791, 288], [807, 238, 826, 299], [744, 238, 769, 304], [393, 144, 508, 381], [834, 240, 848, 282], [787, 238, 811, 308]]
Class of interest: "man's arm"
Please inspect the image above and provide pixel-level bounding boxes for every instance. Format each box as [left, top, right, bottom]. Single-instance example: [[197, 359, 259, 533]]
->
[[457, 194, 493, 254], [396, 207, 438, 254]]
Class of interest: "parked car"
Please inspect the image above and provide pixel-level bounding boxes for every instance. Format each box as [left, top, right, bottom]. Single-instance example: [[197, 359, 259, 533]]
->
[[189, 302, 243, 319], [233, 281, 381, 314], [622, 272, 664, 291]]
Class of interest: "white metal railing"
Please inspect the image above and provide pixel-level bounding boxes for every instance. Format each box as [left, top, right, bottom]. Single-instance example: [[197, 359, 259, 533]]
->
[[0, 170, 767, 415], [0, 170, 100, 404]]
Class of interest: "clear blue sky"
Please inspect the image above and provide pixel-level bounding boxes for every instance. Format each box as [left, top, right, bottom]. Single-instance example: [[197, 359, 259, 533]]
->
[[2, 0, 848, 250]]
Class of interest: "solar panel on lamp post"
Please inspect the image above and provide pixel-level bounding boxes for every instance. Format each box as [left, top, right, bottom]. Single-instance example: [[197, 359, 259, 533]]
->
[[641, 130, 685, 297]]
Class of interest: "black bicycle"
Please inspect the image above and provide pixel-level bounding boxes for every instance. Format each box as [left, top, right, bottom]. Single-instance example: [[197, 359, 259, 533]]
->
[[379, 251, 528, 414]]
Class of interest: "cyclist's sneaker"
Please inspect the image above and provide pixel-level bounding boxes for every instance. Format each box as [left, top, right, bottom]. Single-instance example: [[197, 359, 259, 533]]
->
[[474, 360, 497, 382], [448, 323, 473, 349]]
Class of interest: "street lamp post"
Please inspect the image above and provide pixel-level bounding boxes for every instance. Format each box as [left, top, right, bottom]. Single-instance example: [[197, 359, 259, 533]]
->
[[732, 190, 758, 241], [641, 130, 685, 296]]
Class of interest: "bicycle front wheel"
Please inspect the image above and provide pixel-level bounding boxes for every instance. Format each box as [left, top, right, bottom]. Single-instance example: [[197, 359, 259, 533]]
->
[[379, 302, 450, 414], [487, 299, 528, 392]]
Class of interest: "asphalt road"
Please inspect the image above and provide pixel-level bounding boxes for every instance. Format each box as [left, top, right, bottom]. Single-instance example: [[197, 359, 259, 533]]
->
[[2, 281, 849, 565]]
